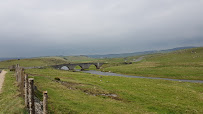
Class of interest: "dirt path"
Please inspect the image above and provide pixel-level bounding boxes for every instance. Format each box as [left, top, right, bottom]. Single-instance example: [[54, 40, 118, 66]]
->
[[133, 56, 145, 62], [0, 70, 7, 93]]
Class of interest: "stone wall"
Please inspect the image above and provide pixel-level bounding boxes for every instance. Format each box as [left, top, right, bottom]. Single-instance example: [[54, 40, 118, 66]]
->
[[14, 65, 48, 114]]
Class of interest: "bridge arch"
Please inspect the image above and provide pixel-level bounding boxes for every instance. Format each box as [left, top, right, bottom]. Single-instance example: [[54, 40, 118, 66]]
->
[[93, 63, 104, 69], [78, 63, 92, 70], [61, 66, 69, 70], [51, 63, 104, 71], [89, 64, 97, 70], [75, 65, 83, 71]]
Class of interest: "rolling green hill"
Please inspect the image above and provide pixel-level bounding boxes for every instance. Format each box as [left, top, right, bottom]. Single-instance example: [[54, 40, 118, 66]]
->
[[60, 55, 97, 63], [1, 47, 202, 80], [102, 47, 203, 80], [0, 56, 100, 69], [0, 57, 69, 68], [87, 47, 195, 58], [1, 47, 203, 113]]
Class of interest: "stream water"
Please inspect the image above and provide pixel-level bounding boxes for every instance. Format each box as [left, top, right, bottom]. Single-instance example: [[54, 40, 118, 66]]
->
[[83, 70, 203, 83]]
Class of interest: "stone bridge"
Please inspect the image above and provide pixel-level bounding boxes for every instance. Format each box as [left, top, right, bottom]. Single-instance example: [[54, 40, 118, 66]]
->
[[52, 63, 104, 70]]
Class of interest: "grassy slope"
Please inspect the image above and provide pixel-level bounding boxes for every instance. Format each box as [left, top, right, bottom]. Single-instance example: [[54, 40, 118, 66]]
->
[[102, 47, 203, 80], [0, 57, 69, 68], [62, 56, 97, 63], [0, 71, 25, 114], [26, 68, 203, 114], [0, 48, 202, 113], [0, 56, 103, 69]]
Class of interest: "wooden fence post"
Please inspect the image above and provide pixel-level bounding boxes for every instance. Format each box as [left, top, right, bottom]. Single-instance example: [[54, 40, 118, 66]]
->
[[28, 78, 35, 114], [17, 66, 21, 83], [43, 91, 48, 114], [15, 64, 19, 81], [24, 74, 29, 108], [19, 68, 21, 83], [19, 68, 25, 96]]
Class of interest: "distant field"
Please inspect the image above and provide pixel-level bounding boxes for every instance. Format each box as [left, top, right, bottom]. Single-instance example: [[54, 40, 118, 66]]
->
[[25, 68, 203, 113], [1, 47, 202, 80], [0, 57, 69, 68], [61, 56, 97, 63], [102, 47, 203, 80], [0, 56, 102, 69]]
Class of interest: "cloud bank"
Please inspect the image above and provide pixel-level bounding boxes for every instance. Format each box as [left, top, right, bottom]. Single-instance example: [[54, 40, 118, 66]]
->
[[0, 0, 203, 57]]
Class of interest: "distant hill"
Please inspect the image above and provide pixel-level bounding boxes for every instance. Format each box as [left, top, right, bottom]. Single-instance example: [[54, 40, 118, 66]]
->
[[0, 46, 197, 60], [0, 57, 69, 68], [87, 46, 196, 58], [0, 57, 25, 61], [102, 47, 203, 80], [58, 55, 96, 63]]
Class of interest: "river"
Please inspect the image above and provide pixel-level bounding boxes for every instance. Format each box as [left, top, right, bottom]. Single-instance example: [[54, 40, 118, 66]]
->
[[83, 70, 203, 83]]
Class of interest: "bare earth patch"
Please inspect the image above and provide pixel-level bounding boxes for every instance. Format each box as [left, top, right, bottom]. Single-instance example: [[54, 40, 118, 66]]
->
[[53, 79, 121, 100]]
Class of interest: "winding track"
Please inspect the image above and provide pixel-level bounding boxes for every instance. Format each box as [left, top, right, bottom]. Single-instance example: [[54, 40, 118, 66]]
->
[[133, 56, 145, 62]]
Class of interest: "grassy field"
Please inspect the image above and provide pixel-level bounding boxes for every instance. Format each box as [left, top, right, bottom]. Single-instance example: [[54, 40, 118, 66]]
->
[[0, 56, 103, 69], [0, 57, 69, 68], [0, 71, 26, 114], [61, 56, 97, 63], [0, 47, 202, 113], [25, 68, 203, 114], [102, 47, 203, 80]]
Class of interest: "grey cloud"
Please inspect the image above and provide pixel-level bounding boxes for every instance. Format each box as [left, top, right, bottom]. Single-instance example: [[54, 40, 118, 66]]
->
[[0, 0, 203, 57]]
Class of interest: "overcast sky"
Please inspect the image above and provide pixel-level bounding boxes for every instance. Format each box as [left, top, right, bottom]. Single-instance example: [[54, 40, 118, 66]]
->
[[0, 0, 203, 57]]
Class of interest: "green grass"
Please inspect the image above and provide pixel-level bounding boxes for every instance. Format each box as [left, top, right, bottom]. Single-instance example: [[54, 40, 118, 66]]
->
[[1, 47, 202, 113], [61, 56, 97, 63], [26, 68, 203, 114], [0, 57, 69, 68], [102, 47, 203, 80], [0, 71, 26, 114], [0, 56, 103, 69]]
